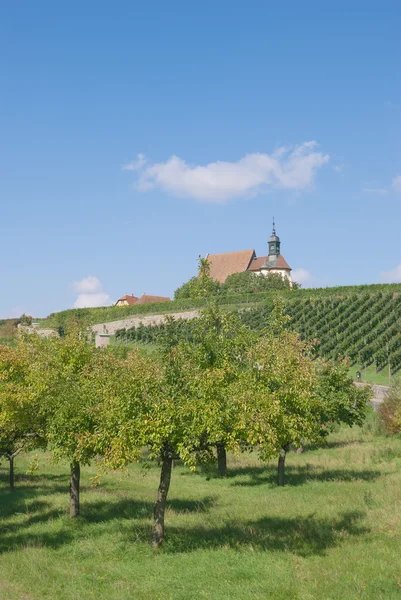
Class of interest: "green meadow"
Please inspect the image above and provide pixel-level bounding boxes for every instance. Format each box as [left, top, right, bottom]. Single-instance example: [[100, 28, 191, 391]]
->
[[0, 414, 400, 600]]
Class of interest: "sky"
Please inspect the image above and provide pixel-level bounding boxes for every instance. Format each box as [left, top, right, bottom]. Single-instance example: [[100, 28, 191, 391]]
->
[[1, 0, 400, 318]]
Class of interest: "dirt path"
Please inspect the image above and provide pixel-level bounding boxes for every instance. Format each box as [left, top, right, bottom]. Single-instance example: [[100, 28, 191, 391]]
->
[[355, 382, 389, 409]]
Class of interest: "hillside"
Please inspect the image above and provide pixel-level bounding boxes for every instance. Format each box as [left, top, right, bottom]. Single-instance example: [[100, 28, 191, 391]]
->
[[243, 288, 401, 375], [5, 283, 401, 379], [38, 283, 401, 328], [111, 283, 401, 378]]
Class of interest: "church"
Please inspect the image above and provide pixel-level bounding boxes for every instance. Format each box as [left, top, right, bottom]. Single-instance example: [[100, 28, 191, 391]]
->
[[206, 221, 292, 284]]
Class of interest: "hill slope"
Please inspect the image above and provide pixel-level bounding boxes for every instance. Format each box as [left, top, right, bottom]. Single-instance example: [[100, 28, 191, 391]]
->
[[110, 284, 401, 377]]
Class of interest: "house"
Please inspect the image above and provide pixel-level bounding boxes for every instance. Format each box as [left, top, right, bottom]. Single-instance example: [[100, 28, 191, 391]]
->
[[207, 221, 292, 284], [115, 294, 139, 307], [135, 294, 171, 305], [115, 293, 170, 307]]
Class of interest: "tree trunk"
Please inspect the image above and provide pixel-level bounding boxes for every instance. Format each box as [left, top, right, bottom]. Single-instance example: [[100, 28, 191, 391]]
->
[[152, 454, 173, 548], [70, 461, 80, 517], [9, 455, 14, 490], [277, 445, 290, 486], [217, 444, 227, 477]]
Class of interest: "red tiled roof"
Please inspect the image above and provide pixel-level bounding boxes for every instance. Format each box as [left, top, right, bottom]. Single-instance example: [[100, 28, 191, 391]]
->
[[247, 256, 268, 271], [247, 254, 291, 272], [115, 294, 138, 305], [248, 254, 291, 271], [207, 250, 256, 283], [274, 255, 291, 270], [135, 294, 171, 305]]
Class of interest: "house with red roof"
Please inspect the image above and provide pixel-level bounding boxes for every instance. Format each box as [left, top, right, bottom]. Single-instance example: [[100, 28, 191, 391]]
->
[[115, 293, 170, 307], [115, 294, 139, 307], [207, 221, 292, 284]]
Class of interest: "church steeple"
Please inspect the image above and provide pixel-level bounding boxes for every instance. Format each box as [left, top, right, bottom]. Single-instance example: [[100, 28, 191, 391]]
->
[[268, 217, 281, 257]]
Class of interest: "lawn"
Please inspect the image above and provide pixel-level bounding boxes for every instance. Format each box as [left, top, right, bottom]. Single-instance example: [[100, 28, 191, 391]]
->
[[349, 364, 393, 387], [0, 415, 400, 600]]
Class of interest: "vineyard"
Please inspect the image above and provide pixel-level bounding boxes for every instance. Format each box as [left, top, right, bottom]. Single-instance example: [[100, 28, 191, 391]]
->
[[36, 282, 401, 329], [115, 287, 401, 376], [3, 284, 401, 376]]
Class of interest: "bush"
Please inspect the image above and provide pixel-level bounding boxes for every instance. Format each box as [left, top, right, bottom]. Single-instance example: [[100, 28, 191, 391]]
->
[[378, 379, 401, 434], [221, 271, 296, 295], [174, 257, 222, 300], [19, 314, 33, 326]]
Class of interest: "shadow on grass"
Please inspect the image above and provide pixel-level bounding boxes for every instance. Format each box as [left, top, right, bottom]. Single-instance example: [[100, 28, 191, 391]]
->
[[0, 492, 218, 554], [81, 495, 217, 524], [0, 469, 129, 498], [153, 510, 368, 557], [0, 504, 368, 559], [0, 470, 69, 485], [305, 439, 362, 451], [229, 465, 382, 487]]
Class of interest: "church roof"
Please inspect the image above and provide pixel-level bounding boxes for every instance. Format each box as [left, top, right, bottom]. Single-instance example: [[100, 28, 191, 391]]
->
[[262, 255, 291, 270], [247, 256, 268, 271], [208, 249, 255, 283]]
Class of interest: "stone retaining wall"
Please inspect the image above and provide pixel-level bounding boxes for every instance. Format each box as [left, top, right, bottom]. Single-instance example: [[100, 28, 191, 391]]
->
[[91, 310, 200, 335]]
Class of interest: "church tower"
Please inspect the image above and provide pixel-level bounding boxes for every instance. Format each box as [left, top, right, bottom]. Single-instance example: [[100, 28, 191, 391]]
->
[[205, 217, 292, 284], [268, 218, 281, 257]]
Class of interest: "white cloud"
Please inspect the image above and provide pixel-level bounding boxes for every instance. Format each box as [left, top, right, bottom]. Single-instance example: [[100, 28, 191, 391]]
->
[[385, 100, 401, 109], [392, 175, 401, 195], [73, 275, 102, 294], [72, 276, 112, 308], [380, 263, 401, 283], [333, 164, 344, 174], [362, 174, 401, 197], [362, 187, 390, 196], [73, 293, 113, 309], [292, 268, 319, 288], [125, 141, 329, 203], [122, 153, 147, 171]]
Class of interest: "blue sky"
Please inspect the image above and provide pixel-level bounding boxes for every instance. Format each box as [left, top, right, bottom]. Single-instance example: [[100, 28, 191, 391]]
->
[[1, 0, 400, 318]]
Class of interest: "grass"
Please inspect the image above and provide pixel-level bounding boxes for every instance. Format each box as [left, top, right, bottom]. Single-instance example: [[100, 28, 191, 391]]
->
[[349, 364, 393, 386], [1, 417, 401, 600]]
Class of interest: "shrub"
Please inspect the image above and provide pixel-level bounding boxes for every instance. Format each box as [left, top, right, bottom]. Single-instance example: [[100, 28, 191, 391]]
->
[[174, 257, 221, 300], [378, 378, 401, 434], [221, 271, 296, 295]]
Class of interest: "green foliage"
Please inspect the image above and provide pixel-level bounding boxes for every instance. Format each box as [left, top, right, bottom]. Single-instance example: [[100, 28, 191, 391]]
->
[[0, 341, 47, 459], [377, 378, 401, 434], [315, 361, 371, 431], [99, 304, 330, 468], [23, 330, 100, 466], [19, 314, 33, 326], [174, 259, 298, 299], [221, 270, 296, 295], [174, 256, 222, 300], [82, 349, 163, 469], [234, 300, 321, 457], [89, 308, 257, 473]]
